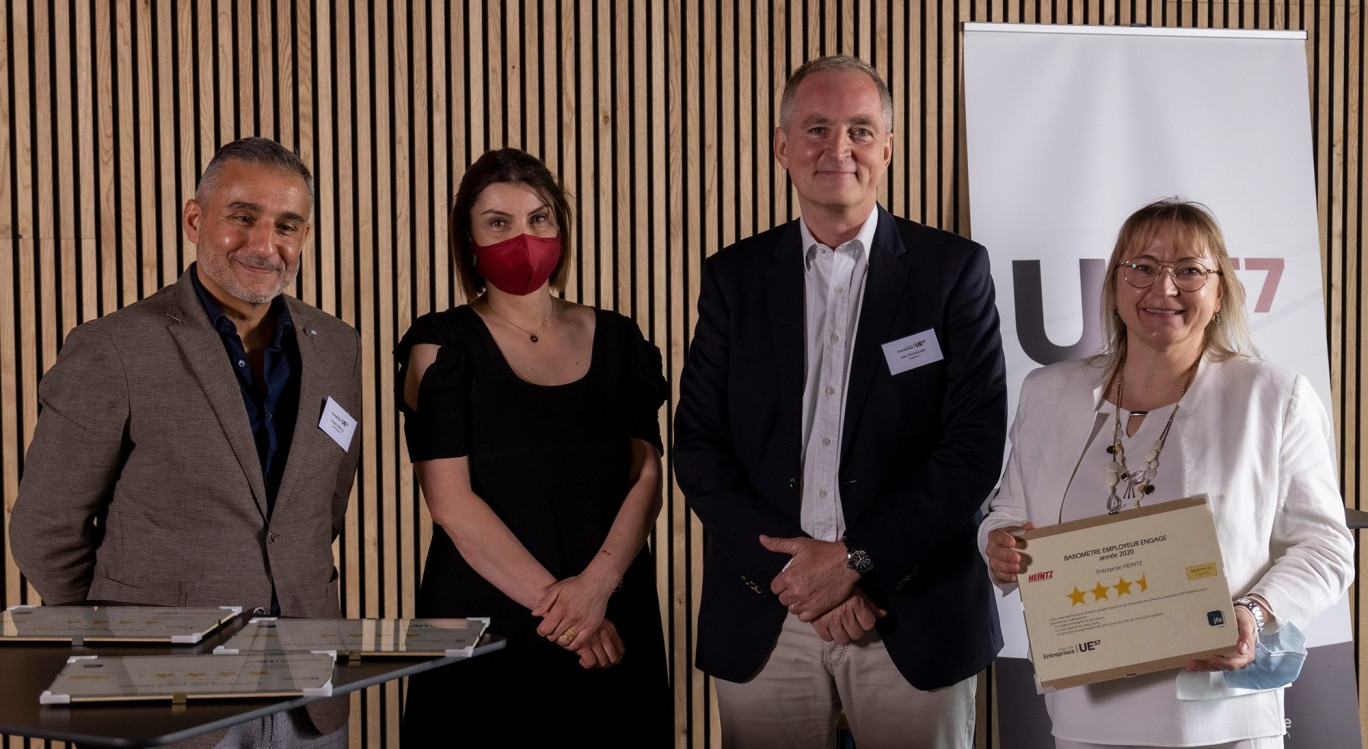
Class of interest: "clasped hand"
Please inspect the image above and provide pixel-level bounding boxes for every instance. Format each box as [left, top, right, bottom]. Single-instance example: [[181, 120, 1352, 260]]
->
[[760, 534, 861, 622], [811, 589, 887, 644], [531, 567, 624, 669]]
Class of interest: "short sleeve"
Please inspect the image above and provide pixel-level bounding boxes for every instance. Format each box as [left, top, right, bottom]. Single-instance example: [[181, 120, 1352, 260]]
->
[[395, 311, 472, 461], [619, 316, 668, 455]]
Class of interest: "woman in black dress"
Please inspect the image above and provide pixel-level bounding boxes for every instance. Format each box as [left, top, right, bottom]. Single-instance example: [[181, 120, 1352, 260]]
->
[[396, 148, 671, 745]]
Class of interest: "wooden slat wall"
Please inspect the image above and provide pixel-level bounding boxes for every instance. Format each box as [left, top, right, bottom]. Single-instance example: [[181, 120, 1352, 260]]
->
[[1, 2, 1362, 747]]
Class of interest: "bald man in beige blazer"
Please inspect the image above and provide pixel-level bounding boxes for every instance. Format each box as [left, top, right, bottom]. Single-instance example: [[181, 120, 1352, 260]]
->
[[9, 138, 361, 748]]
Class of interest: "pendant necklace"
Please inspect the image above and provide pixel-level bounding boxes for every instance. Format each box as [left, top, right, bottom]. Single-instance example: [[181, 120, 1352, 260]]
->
[[486, 302, 553, 343], [1105, 359, 1199, 514]]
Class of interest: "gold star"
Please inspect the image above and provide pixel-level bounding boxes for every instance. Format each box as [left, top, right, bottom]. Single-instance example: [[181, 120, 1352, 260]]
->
[[1067, 587, 1088, 606], [1136, 574, 1148, 593], [1114, 577, 1133, 595], [1091, 582, 1110, 601]]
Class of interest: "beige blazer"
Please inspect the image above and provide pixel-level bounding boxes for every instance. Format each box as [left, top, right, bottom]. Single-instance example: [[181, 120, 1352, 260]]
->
[[10, 266, 362, 737]]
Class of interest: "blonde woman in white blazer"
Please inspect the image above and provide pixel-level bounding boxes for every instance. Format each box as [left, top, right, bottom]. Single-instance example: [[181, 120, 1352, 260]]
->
[[980, 199, 1353, 749]]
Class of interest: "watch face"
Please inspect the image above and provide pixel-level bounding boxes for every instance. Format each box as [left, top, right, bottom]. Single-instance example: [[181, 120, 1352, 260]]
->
[[848, 549, 874, 574]]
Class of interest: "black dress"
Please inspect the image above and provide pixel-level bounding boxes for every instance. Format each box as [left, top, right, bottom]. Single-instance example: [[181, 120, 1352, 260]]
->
[[395, 305, 671, 747]]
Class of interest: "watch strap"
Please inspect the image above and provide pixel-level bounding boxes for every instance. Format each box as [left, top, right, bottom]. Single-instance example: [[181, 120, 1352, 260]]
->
[[1234, 597, 1266, 634]]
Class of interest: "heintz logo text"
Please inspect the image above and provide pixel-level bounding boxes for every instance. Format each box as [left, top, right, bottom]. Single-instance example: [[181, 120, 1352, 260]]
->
[[1027, 570, 1053, 582]]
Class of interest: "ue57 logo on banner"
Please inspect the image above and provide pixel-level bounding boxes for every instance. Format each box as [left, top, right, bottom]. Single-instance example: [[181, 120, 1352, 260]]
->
[[1013, 257, 1286, 366]]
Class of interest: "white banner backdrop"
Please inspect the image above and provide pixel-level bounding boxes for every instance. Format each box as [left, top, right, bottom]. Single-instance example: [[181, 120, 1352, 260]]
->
[[963, 23, 1358, 748]]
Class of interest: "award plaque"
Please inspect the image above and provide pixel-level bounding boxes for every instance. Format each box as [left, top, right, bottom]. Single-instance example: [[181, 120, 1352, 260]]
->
[[40, 652, 335, 704], [1, 606, 241, 645], [214, 617, 490, 659], [1017, 495, 1237, 689]]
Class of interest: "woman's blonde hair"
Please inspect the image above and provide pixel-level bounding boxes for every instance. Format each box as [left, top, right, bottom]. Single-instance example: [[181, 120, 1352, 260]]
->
[[1095, 198, 1258, 377]]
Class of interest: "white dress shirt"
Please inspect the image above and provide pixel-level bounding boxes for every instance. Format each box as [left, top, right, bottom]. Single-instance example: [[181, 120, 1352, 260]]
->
[[797, 208, 880, 542]]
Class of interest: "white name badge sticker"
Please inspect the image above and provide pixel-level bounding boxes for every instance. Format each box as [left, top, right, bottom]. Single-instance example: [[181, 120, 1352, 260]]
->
[[319, 396, 357, 451], [881, 328, 944, 375]]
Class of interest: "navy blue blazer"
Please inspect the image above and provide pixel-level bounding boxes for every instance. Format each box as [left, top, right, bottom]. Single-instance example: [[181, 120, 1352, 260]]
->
[[674, 207, 1006, 689]]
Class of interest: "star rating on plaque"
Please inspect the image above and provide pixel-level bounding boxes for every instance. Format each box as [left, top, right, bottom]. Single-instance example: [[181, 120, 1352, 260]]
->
[[1064, 574, 1152, 605]]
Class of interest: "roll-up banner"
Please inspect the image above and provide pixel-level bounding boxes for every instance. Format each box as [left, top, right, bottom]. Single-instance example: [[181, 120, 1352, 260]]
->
[[963, 23, 1358, 748]]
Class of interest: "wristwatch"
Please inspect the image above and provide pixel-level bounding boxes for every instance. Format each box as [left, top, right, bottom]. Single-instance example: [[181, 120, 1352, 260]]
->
[[1234, 597, 1266, 634], [841, 534, 875, 576]]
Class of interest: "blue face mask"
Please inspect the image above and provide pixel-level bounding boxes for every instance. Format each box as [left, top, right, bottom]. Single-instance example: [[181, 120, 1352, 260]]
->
[[1223, 620, 1307, 690]]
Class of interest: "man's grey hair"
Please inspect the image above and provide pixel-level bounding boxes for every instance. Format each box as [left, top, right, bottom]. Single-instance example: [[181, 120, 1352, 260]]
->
[[778, 55, 894, 134], [194, 137, 315, 218]]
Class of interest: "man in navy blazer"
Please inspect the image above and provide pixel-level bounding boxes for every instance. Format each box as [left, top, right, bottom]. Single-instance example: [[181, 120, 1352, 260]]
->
[[674, 56, 1006, 748]]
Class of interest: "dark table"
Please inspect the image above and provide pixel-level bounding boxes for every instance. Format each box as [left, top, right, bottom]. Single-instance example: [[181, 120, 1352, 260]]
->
[[0, 613, 504, 747], [1346, 507, 1368, 530]]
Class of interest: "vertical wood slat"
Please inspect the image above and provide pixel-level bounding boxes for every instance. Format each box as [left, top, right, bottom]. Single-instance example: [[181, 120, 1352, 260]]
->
[[2, 3, 1365, 748], [135, 1, 156, 298], [0, 14, 19, 749], [155, 1, 179, 292], [0, 15, 16, 716], [174, 1, 195, 303], [114, 1, 135, 304], [32, 3, 57, 452]]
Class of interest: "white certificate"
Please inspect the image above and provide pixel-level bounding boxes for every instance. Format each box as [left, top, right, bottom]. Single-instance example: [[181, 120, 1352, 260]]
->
[[1017, 495, 1237, 689]]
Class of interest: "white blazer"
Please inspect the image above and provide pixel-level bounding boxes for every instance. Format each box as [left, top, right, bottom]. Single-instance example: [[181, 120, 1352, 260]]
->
[[979, 355, 1354, 701]]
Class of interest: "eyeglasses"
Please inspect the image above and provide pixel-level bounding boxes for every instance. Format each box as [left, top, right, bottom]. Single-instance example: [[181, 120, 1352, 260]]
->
[[1119, 257, 1221, 292]]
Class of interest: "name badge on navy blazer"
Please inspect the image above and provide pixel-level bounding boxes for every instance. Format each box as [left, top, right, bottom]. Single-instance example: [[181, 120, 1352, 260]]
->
[[882, 328, 944, 375]]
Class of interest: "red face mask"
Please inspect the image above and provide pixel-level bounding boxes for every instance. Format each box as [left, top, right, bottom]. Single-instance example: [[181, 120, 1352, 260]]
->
[[473, 233, 562, 296]]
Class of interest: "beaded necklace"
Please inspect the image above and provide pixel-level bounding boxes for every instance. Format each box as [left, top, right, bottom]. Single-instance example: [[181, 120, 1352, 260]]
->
[[1105, 360, 1199, 514]]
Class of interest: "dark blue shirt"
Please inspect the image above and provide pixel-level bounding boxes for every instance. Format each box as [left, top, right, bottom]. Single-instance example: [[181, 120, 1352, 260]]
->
[[190, 265, 301, 518]]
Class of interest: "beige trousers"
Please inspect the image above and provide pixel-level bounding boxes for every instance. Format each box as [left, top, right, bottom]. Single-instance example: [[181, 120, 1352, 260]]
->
[[1055, 739, 1283, 749], [714, 612, 976, 749]]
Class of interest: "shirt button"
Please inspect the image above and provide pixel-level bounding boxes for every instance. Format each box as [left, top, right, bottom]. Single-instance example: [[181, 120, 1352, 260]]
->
[[266, 412, 273, 421], [822, 438, 831, 446], [237, 359, 246, 368], [825, 386, 835, 396], [830, 334, 839, 344], [819, 490, 829, 499], [835, 285, 844, 294], [268, 531, 280, 544]]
